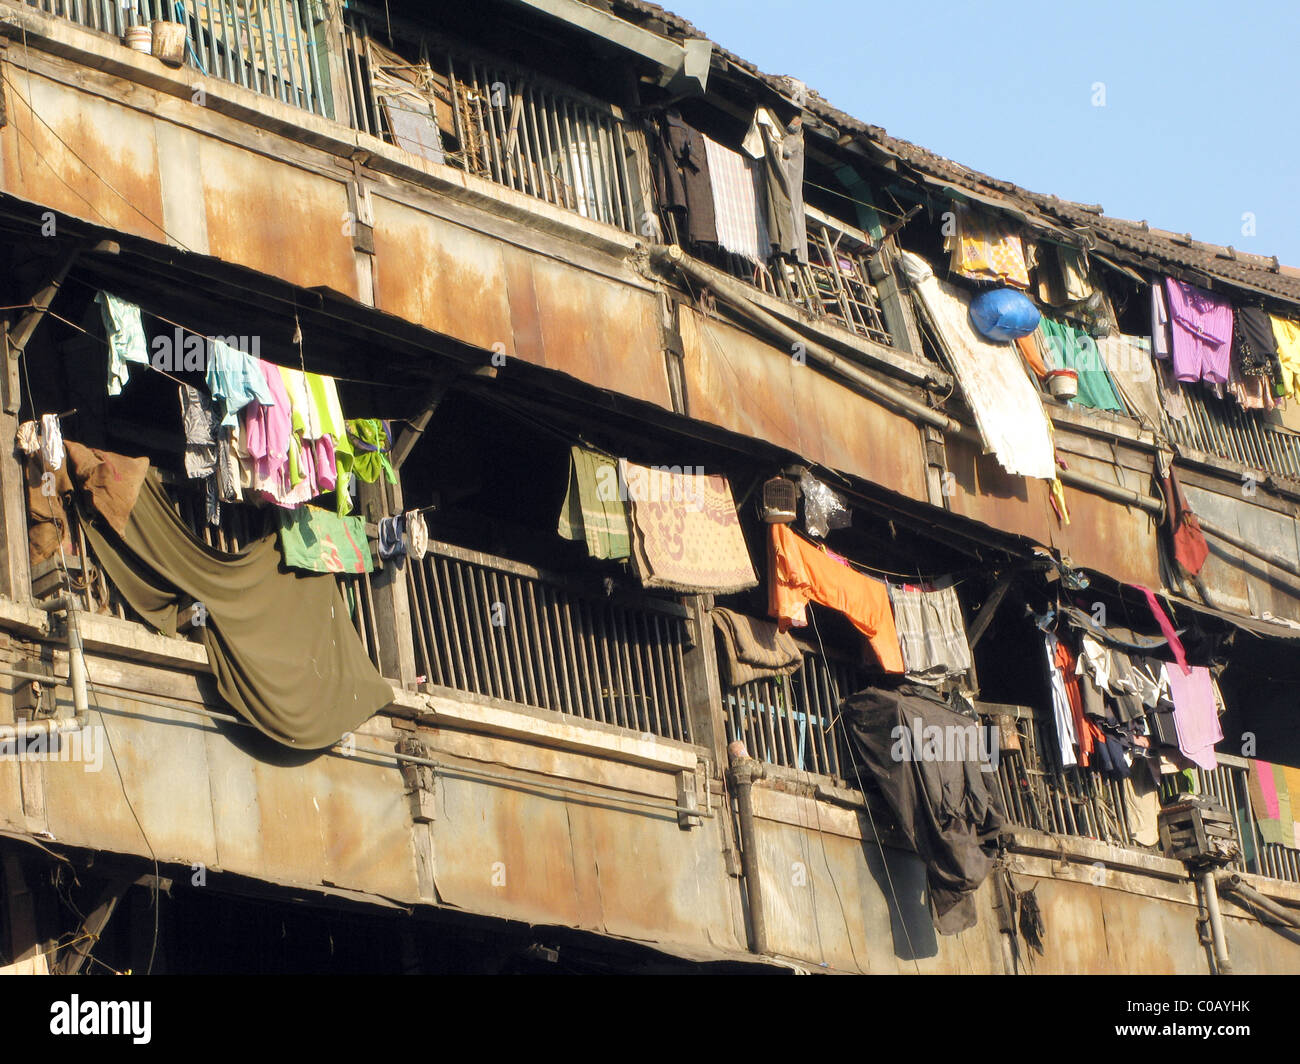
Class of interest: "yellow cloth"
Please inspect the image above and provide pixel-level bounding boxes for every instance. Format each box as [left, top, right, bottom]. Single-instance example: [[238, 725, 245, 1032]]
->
[[1285, 765, 1300, 849], [1270, 315, 1300, 398], [949, 206, 1031, 289]]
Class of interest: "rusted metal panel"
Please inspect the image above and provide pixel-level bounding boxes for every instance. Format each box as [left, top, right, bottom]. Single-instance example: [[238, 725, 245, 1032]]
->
[[429, 757, 746, 952], [528, 254, 673, 411], [198, 137, 358, 299], [501, 243, 547, 367], [283, 737, 419, 902], [0, 70, 167, 245], [2, 685, 422, 904], [746, 790, 1300, 973], [678, 307, 804, 455], [36, 694, 220, 867], [373, 193, 671, 415], [1182, 483, 1300, 623], [797, 355, 928, 500], [943, 433, 1055, 542], [370, 195, 513, 352], [944, 434, 1162, 587], [750, 811, 1003, 973], [1053, 449, 1162, 588], [678, 308, 927, 500]]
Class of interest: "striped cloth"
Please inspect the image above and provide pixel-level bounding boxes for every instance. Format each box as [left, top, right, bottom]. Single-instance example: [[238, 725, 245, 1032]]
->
[[556, 446, 630, 560], [886, 581, 972, 683], [702, 135, 769, 263], [1248, 759, 1296, 847]]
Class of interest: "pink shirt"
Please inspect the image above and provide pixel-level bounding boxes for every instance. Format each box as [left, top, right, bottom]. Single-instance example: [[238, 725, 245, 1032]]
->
[[1164, 278, 1233, 384], [243, 360, 294, 502], [1164, 664, 1222, 771]]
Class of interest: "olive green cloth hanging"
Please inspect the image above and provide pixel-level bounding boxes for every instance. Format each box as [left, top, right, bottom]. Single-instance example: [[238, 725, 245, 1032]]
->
[[75, 465, 392, 749]]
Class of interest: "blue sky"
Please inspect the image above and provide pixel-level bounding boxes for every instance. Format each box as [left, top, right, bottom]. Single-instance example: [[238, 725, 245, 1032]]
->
[[666, 0, 1300, 266]]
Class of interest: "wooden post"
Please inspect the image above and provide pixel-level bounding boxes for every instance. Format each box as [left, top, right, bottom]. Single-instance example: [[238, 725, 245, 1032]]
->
[[1, 852, 50, 975], [680, 595, 729, 764], [358, 474, 418, 690], [0, 323, 31, 604]]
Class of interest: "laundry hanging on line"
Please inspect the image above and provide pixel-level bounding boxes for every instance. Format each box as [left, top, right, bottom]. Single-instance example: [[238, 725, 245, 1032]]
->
[[767, 521, 903, 673], [623, 461, 757, 594]]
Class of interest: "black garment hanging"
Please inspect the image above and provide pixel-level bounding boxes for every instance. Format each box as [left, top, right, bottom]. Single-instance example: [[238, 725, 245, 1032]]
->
[[842, 681, 1006, 935]]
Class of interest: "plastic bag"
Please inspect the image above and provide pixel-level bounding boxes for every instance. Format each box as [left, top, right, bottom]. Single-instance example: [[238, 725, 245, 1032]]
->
[[800, 470, 851, 538]]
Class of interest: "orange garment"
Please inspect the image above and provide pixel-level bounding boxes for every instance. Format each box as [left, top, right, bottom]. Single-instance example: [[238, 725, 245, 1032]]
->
[[1015, 333, 1049, 380], [767, 523, 904, 673], [1053, 638, 1093, 767]]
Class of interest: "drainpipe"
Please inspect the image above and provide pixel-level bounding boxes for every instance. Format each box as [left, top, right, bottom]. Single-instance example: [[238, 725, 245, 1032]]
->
[[1200, 869, 1234, 975], [728, 752, 770, 956]]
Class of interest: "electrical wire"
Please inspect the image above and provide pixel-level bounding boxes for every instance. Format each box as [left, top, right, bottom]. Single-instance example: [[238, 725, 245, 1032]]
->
[[58, 274, 413, 389], [808, 607, 923, 972], [43, 518, 163, 975], [0, 63, 193, 253]]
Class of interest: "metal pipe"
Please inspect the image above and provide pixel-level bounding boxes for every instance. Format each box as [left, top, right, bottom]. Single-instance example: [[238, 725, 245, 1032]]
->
[[0, 716, 87, 743], [651, 244, 960, 433], [1201, 869, 1234, 975], [729, 753, 771, 955], [0, 597, 90, 741], [1217, 872, 1300, 930], [0, 668, 711, 818]]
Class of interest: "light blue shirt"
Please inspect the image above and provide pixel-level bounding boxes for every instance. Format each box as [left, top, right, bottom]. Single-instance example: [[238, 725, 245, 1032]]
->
[[205, 341, 275, 427], [96, 292, 150, 396]]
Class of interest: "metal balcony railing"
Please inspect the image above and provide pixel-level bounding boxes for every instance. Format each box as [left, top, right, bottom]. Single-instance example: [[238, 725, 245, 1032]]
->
[[1171, 384, 1300, 481], [713, 213, 894, 348], [406, 540, 694, 742], [340, 17, 640, 234], [722, 645, 870, 781], [25, 0, 331, 118], [990, 708, 1300, 884]]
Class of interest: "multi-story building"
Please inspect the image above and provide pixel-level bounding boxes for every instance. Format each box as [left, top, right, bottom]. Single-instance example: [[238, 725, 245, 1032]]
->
[[1, 0, 1298, 974]]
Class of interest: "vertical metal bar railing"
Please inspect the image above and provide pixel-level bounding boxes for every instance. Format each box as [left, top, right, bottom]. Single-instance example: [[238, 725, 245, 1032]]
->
[[22, 0, 329, 114], [403, 543, 691, 741], [721, 647, 865, 779]]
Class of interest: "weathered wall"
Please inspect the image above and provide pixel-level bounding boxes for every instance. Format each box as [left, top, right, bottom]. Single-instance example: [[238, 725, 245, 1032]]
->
[[1182, 474, 1300, 624], [2, 22, 1288, 609], [0, 641, 747, 960], [746, 785, 1300, 974]]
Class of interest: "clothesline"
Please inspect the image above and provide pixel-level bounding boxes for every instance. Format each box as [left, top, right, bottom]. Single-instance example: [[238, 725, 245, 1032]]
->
[[62, 275, 412, 389]]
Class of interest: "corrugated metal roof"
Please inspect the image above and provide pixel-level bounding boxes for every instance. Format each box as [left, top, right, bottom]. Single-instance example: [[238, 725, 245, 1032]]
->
[[591, 0, 1300, 306]]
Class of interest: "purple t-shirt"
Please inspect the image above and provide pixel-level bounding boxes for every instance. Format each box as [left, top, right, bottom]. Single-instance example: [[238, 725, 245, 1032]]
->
[[1164, 278, 1233, 384]]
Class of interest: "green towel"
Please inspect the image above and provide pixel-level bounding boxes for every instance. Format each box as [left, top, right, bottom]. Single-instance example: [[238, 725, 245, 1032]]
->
[[77, 473, 390, 749], [278, 505, 374, 574], [1040, 317, 1127, 414], [346, 418, 397, 486], [557, 445, 629, 560]]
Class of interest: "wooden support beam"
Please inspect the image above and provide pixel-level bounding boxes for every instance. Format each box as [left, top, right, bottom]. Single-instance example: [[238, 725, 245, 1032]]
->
[[2, 852, 49, 974], [7, 242, 87, 359], [967, 571, 1015, 649], [392, 376, 454, 469], [57, 875, 132, 976]]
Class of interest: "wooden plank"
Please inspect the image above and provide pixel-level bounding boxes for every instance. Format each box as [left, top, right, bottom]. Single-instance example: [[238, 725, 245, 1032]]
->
[[57, 875, 132, 975]]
